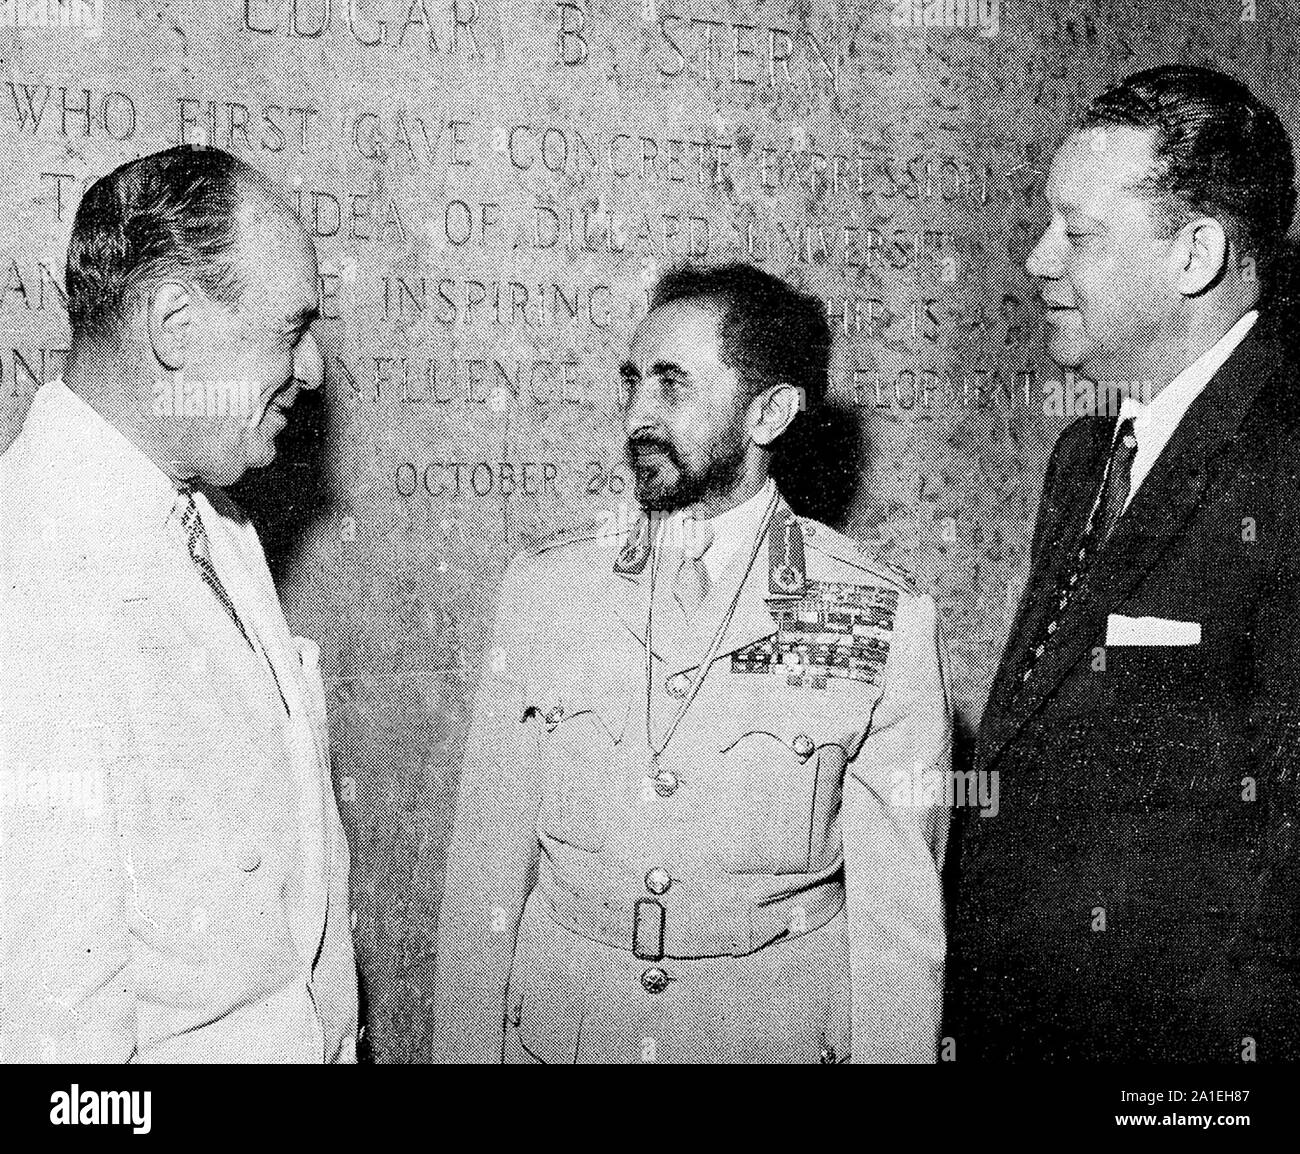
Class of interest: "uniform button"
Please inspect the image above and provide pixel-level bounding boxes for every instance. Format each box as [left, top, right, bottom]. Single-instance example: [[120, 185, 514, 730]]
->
[[665, 672, 691, 699], [792, 734, 815, 761], [233, 845, 262, 872], [653, 769, 679, 797], [645, 867, 671, 895], [640, 966, 670, 994]]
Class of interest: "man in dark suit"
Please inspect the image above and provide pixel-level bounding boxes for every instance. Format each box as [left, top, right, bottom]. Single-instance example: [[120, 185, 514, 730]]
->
[[947, 65, 1300, 1061]]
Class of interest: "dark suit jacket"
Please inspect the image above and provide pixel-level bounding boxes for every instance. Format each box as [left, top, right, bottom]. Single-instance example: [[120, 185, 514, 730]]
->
[[947, 311, 1300, 1061]]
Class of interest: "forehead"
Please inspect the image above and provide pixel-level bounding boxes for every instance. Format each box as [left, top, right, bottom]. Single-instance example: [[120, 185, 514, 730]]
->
[[231, 193, 319, 313], [1048, 125, 1160, 218], [630, 298, 725, 365]]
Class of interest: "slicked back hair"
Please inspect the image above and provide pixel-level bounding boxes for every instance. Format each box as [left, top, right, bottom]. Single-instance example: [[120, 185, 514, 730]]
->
[[66, 145, 284, 344], [648, 262, 832, 426], [1080, 65, 1297, 294]]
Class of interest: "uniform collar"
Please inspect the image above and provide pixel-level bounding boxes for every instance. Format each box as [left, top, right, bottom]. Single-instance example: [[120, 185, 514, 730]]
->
[[608, 485, 789, 670], [689, 478, 776, 584]]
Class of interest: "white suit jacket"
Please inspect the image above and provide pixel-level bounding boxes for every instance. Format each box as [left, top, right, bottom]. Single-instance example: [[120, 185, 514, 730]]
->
[[0, 381, 357, 1062]]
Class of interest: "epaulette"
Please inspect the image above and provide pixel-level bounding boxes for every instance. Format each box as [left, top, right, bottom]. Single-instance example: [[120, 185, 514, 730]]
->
[[799, 518, 918, 595], [523, 519, 607, 560]]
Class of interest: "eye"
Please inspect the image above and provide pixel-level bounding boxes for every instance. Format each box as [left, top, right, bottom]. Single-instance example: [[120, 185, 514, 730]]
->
[[1065, 231, 1094, 243]]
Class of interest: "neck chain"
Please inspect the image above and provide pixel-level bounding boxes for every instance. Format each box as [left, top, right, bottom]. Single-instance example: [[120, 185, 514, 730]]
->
[[643, 488, 780, 766]]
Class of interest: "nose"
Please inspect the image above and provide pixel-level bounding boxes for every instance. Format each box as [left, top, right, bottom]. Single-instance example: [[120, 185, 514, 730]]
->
[[622, 374, 663, 439], [1026, 225, 1062, 280], [294, 329, 324, 391]]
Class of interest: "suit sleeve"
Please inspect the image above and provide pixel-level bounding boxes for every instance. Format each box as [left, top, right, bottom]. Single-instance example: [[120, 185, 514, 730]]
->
[[1006, 422, 1085, 622], [0, 605, 136, 1062], [842, 590, 952, 1063], [431, 556, 545, 1063], [981, 421, 1086, 719], [1226, 499, 1300, 1059]]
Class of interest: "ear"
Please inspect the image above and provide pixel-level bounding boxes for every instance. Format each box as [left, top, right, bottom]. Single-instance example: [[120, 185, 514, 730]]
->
[[147, 281, 191, 372], [1172, 217, 1229, 296], [748, 381, 805, 448]]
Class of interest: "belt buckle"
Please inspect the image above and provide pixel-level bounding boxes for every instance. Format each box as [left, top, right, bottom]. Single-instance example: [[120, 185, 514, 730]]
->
[[632, 898, 665, 961]]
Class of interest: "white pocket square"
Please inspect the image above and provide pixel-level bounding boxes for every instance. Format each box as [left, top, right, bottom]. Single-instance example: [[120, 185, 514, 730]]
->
[[1104, 614, 1201, 646]]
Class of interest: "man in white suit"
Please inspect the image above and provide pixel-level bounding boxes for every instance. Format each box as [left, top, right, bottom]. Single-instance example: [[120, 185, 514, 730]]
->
[[0, 146, 357, 1062]]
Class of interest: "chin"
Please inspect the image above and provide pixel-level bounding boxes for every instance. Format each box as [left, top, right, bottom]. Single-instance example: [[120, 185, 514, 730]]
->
[[629, 461, 674, 510], [248, 428, 281, 465], [1047, 335, 1087, 371], [634, 484, 674, 512], [245, 449, 277, 475]]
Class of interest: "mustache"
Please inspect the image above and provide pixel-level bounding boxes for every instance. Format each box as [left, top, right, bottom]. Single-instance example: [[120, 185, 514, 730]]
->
[[626, 433, 681, 466]]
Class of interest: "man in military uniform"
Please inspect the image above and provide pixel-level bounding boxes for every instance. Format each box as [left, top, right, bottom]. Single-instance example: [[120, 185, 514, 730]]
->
[[433, 262, 951, 1063]]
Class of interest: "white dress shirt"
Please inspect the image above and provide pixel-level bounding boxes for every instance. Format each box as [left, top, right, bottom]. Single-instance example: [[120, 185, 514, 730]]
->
[[662, 477, 777, 584], [1117, 309, 1258, 511], [45, 381, 288, 703]]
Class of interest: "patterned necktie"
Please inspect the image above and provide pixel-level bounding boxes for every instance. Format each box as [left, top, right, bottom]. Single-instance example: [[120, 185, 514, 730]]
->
[[672, 512, 714, 620], [1013, 416, 1138, 692], [176, 489, 254, 650], [1096, 417, 1138, 544]]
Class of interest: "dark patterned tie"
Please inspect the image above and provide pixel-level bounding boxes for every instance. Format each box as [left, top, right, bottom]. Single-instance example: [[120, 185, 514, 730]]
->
[[176, 489, 254, 650], [1013, 416, 1138, 691], [1096, 417, 1138, 544]]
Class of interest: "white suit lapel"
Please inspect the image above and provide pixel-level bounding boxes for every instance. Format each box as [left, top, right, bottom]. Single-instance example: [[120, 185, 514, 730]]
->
[[195, 498, 331, 968]]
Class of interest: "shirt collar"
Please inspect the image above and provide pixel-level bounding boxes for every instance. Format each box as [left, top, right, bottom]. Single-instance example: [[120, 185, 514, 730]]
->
[[35, 379, 187, 532], [694, 477, 777, 582], [1117, 309, 1259, 434], [702, 477, 776, 539]]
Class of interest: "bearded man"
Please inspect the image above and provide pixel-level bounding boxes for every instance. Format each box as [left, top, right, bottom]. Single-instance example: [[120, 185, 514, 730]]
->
[[433, 262, 951, 1063]]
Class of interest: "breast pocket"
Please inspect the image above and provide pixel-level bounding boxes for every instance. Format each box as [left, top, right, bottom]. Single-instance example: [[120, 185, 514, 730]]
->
[[534, 691, 632, 854], [1104, 643, 1206, 710], [711, 675, 879, 874]]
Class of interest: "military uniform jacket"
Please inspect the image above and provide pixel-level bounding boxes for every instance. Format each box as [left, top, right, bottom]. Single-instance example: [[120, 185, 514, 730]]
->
[[434, 488, 951, 1063]]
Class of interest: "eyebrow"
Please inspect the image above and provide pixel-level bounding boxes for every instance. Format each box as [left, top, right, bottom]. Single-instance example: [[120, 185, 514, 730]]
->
[[619, 360, 689, 381], [1050, 197, 1107, 226], [649, 360, 687, 378], [285, 304, 320, 331]]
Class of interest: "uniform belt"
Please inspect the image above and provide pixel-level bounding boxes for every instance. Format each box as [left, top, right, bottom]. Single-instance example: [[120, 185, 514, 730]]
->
[[536, 865, 845, 960]]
